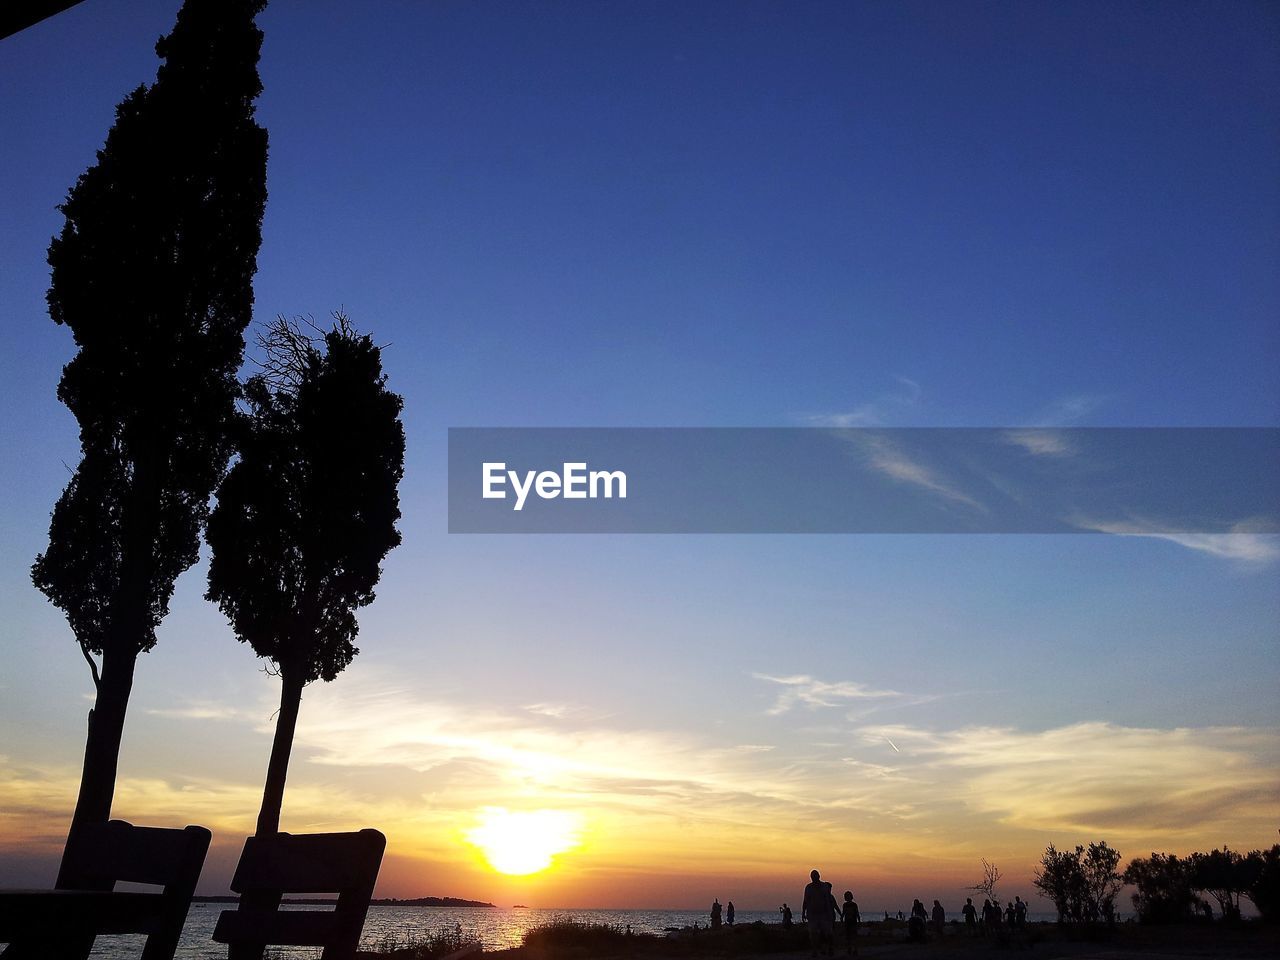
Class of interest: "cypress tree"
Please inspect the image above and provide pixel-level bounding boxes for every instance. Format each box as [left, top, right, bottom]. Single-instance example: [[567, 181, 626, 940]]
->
[[206, 314, 405, 836], [31, 0, 268, 884]]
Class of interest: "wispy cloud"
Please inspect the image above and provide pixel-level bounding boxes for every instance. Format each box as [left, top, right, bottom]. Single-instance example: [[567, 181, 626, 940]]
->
[[753, 673, 904, 715], [848, 434, 986, 511], [853, 721, 1280, 840], [1034, 394, 1107, 426], [522, 702, 607, 722], [1148, 533, 1280, 562], [145, 701, 247, 721], [4, 690, 1277, 895], [806, 376, 922, 427], [1074, 517, 1280, 564], [1001, 428, 1074, 458]]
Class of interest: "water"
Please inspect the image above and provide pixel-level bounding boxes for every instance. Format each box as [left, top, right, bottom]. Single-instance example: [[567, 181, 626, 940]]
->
[[13, 903, 1073, 958], [70, 905, 783, 958]]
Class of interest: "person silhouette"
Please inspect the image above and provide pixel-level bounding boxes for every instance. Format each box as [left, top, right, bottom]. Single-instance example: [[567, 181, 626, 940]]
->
[[802, 869, 837, 957], [711, 898, 722, 929], [727, 901, 735, 926], [963, 897, 977, 933], [781, 903, 793, 929], [842, 890, 860, 956], [1014, 895, 1026, 928], [931, 899, 945, 933], [907, 898, 927, 941]]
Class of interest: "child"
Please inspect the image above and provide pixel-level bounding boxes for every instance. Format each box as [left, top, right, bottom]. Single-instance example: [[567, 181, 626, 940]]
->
[[842, 890, 860, 955]]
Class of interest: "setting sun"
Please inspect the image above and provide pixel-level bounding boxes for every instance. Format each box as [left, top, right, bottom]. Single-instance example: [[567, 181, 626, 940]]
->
[[464, 807, 584, 876]]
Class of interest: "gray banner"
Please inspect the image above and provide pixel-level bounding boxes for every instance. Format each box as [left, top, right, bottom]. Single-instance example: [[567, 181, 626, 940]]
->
[[447, 428, 1279, 534]]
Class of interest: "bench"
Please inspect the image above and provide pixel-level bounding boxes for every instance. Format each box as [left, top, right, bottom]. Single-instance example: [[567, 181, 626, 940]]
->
[[212, 829, 385, 960], [0, 820, 210, 960]]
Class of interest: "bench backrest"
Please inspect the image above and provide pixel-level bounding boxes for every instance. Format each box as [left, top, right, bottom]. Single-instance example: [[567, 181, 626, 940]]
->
[[60, 820, 211, 893], [20, 819, 211, 960], [216, 829, 385, 960], [229, 829, 385, 895]]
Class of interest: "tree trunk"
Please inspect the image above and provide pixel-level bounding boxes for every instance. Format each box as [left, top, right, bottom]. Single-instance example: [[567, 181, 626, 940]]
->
[[56, 645, 137, 888], [256, 667, 304, 836]]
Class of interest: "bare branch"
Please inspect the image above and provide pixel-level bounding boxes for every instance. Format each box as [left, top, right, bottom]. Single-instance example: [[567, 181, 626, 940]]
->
[[968, 858, 1003, 901], [78, 639, 101, 692]]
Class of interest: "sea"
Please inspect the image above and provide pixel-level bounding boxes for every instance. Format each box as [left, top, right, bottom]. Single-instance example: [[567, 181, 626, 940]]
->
[[61, 903, 1068, 958]]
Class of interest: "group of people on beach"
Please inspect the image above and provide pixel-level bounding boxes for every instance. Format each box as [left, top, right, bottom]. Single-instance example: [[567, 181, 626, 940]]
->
[[798, 868, 860, 957], [708, 898, 736, 929], [899, 894, 1029, 940], [712, 870, 1035, 956]]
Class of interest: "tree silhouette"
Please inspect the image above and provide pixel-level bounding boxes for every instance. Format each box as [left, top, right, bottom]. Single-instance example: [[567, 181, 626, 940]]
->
[[1079, 841, 1123, 922], [31, 0, 267, 885], [1122, 852, 1197, 923], [1190, 846, 1258, 922], [1248, 842, 1280, 923], [968, 857, 1003, 904], [1033, 841, 1122, 923], [206, 314, 405, 835]]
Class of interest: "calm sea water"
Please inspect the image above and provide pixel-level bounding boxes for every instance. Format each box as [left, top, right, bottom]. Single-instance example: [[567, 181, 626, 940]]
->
[[66, 903, 1068, 958], [77, 905, 786, 958]]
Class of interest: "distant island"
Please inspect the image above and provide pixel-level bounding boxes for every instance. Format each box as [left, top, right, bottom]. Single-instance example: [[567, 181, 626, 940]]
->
[[375, 897, 496, 908], [193, 895, 495, 908]]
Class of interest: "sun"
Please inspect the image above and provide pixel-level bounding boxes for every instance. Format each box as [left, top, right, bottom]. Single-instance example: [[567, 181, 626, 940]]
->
[[464, 807, 583, 876]]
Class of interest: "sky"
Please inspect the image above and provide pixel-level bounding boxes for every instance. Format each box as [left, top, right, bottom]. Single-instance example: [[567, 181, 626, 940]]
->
[[1, 0, 1278, 912]]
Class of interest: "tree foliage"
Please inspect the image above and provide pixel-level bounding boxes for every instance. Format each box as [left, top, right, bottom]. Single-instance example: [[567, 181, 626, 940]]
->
[[1248, 843, 1280, 923], [33, 0, 268, 665], [1123, 853, 1197, 924], [206, 314, 405, 683], [1033, 841, 1122, 923], [1189, 847, 1260, 922]]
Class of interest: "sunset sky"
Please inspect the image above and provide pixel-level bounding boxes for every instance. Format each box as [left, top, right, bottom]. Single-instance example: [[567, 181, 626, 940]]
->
[[1, 0, 1277, 911]]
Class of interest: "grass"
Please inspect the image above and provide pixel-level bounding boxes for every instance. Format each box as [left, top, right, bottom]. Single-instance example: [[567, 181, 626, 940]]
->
[[354, 917, 1280, 960], [521, 918, 658, 956], [354, 923, 475, 959]]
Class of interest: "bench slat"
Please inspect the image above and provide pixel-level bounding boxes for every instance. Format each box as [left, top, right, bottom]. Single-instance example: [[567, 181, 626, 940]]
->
[[230, 830, 384, 894], [0, 890, 164, 939], [213, 908, 341, 946]]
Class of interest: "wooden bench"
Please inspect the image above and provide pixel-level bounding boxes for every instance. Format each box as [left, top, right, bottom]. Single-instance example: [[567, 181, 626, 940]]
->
[[0, 820, 210, 960], [212, 829, 385, 960]]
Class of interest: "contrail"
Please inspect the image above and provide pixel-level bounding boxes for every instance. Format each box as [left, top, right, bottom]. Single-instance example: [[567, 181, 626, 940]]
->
[[885, 736, 900, 753]]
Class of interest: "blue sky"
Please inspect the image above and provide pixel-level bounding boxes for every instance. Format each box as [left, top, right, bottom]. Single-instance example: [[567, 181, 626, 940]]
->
[[1, 0, 1278, 907]]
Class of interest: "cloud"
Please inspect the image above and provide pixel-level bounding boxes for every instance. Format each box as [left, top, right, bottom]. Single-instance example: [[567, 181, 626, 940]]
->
[[520, 701, 615, 723], [1001, 429, 1074, 458], [806, 376, 922, 428], [4, 682, 1277, 895], [1034, 394, 1107, 426], [0, 761, 388, 845], [853, 721, 1280, 840], [1073, 518, 1279, 564], [847, 434, 986, 511], [753, 673, 904, 715], [1150, 533, 1280, 562], [145, 701, 247, 721]]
